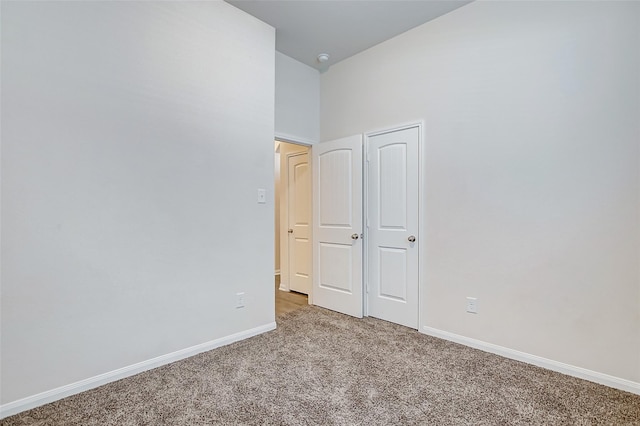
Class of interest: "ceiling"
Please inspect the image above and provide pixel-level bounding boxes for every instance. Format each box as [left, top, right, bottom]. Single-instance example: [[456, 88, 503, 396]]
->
[[226, 1, 473, 71]]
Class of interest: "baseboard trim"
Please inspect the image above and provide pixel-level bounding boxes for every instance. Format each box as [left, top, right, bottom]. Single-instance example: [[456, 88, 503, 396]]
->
[[421, 326, 640, 396], [0, 322, 277, 419]]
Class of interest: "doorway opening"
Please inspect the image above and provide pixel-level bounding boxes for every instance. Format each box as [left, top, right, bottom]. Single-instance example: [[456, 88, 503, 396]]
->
[[274, 140, 311, 316]]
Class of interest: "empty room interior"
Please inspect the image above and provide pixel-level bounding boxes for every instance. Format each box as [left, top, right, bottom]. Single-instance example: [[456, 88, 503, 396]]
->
[[1, 0, 639, 424]]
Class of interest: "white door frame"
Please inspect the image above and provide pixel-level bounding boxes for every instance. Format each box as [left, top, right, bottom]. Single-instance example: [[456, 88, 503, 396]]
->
[[276, 138, 313, 304], [363, 121, 425, 328]]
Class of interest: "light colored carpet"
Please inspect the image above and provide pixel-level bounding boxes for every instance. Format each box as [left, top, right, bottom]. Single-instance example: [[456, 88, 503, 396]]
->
[[2, 306, 639, 425]]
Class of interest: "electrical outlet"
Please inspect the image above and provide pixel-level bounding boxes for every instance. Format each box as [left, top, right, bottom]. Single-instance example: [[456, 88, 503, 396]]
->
[[257, 189, 266, 204], [466, 297, 478, 314], [236, 292, 245, 309]]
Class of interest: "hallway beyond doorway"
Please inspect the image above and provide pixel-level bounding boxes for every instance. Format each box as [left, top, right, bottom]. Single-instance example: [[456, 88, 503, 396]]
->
[[275, 275, 307, 316]]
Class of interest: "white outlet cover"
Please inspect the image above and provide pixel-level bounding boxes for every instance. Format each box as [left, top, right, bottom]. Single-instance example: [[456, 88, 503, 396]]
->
[[466, 297, 478, 314], [257, 189, 266, 204], [236, 292, 245, 308]]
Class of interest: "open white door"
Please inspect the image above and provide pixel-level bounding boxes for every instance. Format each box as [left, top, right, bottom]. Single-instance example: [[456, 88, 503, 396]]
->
[[312, 135, 363, 318]]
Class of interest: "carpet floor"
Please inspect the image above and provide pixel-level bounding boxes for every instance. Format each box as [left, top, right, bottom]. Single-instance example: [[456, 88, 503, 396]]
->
[[2, 306, 639, 425]]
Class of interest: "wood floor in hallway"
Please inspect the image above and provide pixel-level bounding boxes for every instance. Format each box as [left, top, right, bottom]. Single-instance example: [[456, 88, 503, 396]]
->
[[275, 275, 308, 316]]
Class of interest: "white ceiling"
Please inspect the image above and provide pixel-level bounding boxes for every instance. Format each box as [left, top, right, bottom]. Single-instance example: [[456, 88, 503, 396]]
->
[[226, 1, 473, 71]]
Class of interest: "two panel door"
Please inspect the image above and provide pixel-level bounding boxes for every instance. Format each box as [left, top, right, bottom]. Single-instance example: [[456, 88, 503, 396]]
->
[[312, 135, 363, 318], [366, 127, 419, 329], [287, 153, 311, 295]]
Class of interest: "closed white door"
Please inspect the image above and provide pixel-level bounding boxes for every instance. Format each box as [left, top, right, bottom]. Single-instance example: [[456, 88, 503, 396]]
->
[[312, 135, 363, 318], [367, 126, 419, 329], [287, 153, 311, 294]]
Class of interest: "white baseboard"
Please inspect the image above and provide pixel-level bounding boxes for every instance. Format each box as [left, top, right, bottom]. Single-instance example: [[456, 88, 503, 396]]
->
[[0, 322, 277, 419], [422, 326, 640, 396]]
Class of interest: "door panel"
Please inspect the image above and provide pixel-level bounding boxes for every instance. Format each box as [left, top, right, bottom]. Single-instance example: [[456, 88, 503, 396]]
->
[[318, 150, 353, 227], [313, 135, 363, 318], [288, 153, 311, 294], [378, 247, 407, 301], [379, 143, 407, 229], [318, 242, 352, 293], [367, 126, 419, 329]]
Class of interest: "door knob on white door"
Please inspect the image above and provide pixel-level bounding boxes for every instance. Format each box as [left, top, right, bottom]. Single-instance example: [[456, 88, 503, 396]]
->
[[408, 235, 416, 242], [288, 229, 294, 234], [351, 233, 359, 240]]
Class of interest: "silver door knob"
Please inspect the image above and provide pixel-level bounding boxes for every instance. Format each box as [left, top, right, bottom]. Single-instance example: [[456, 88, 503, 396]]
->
[[351, 233, 359, 240], [408, 235, 416, 242], [288, 229, 293, 234]]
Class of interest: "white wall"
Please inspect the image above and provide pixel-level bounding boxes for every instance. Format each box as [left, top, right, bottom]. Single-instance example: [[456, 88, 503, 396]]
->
[[321, 1, 640, 383], [275, 52, 320, 144], [1, 1, 275, 406]]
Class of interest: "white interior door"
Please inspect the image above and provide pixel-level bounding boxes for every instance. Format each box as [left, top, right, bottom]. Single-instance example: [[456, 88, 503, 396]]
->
[[287, 152, 311, 294], [312, 135, 363, 317], [367, 126, 419, 329]]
